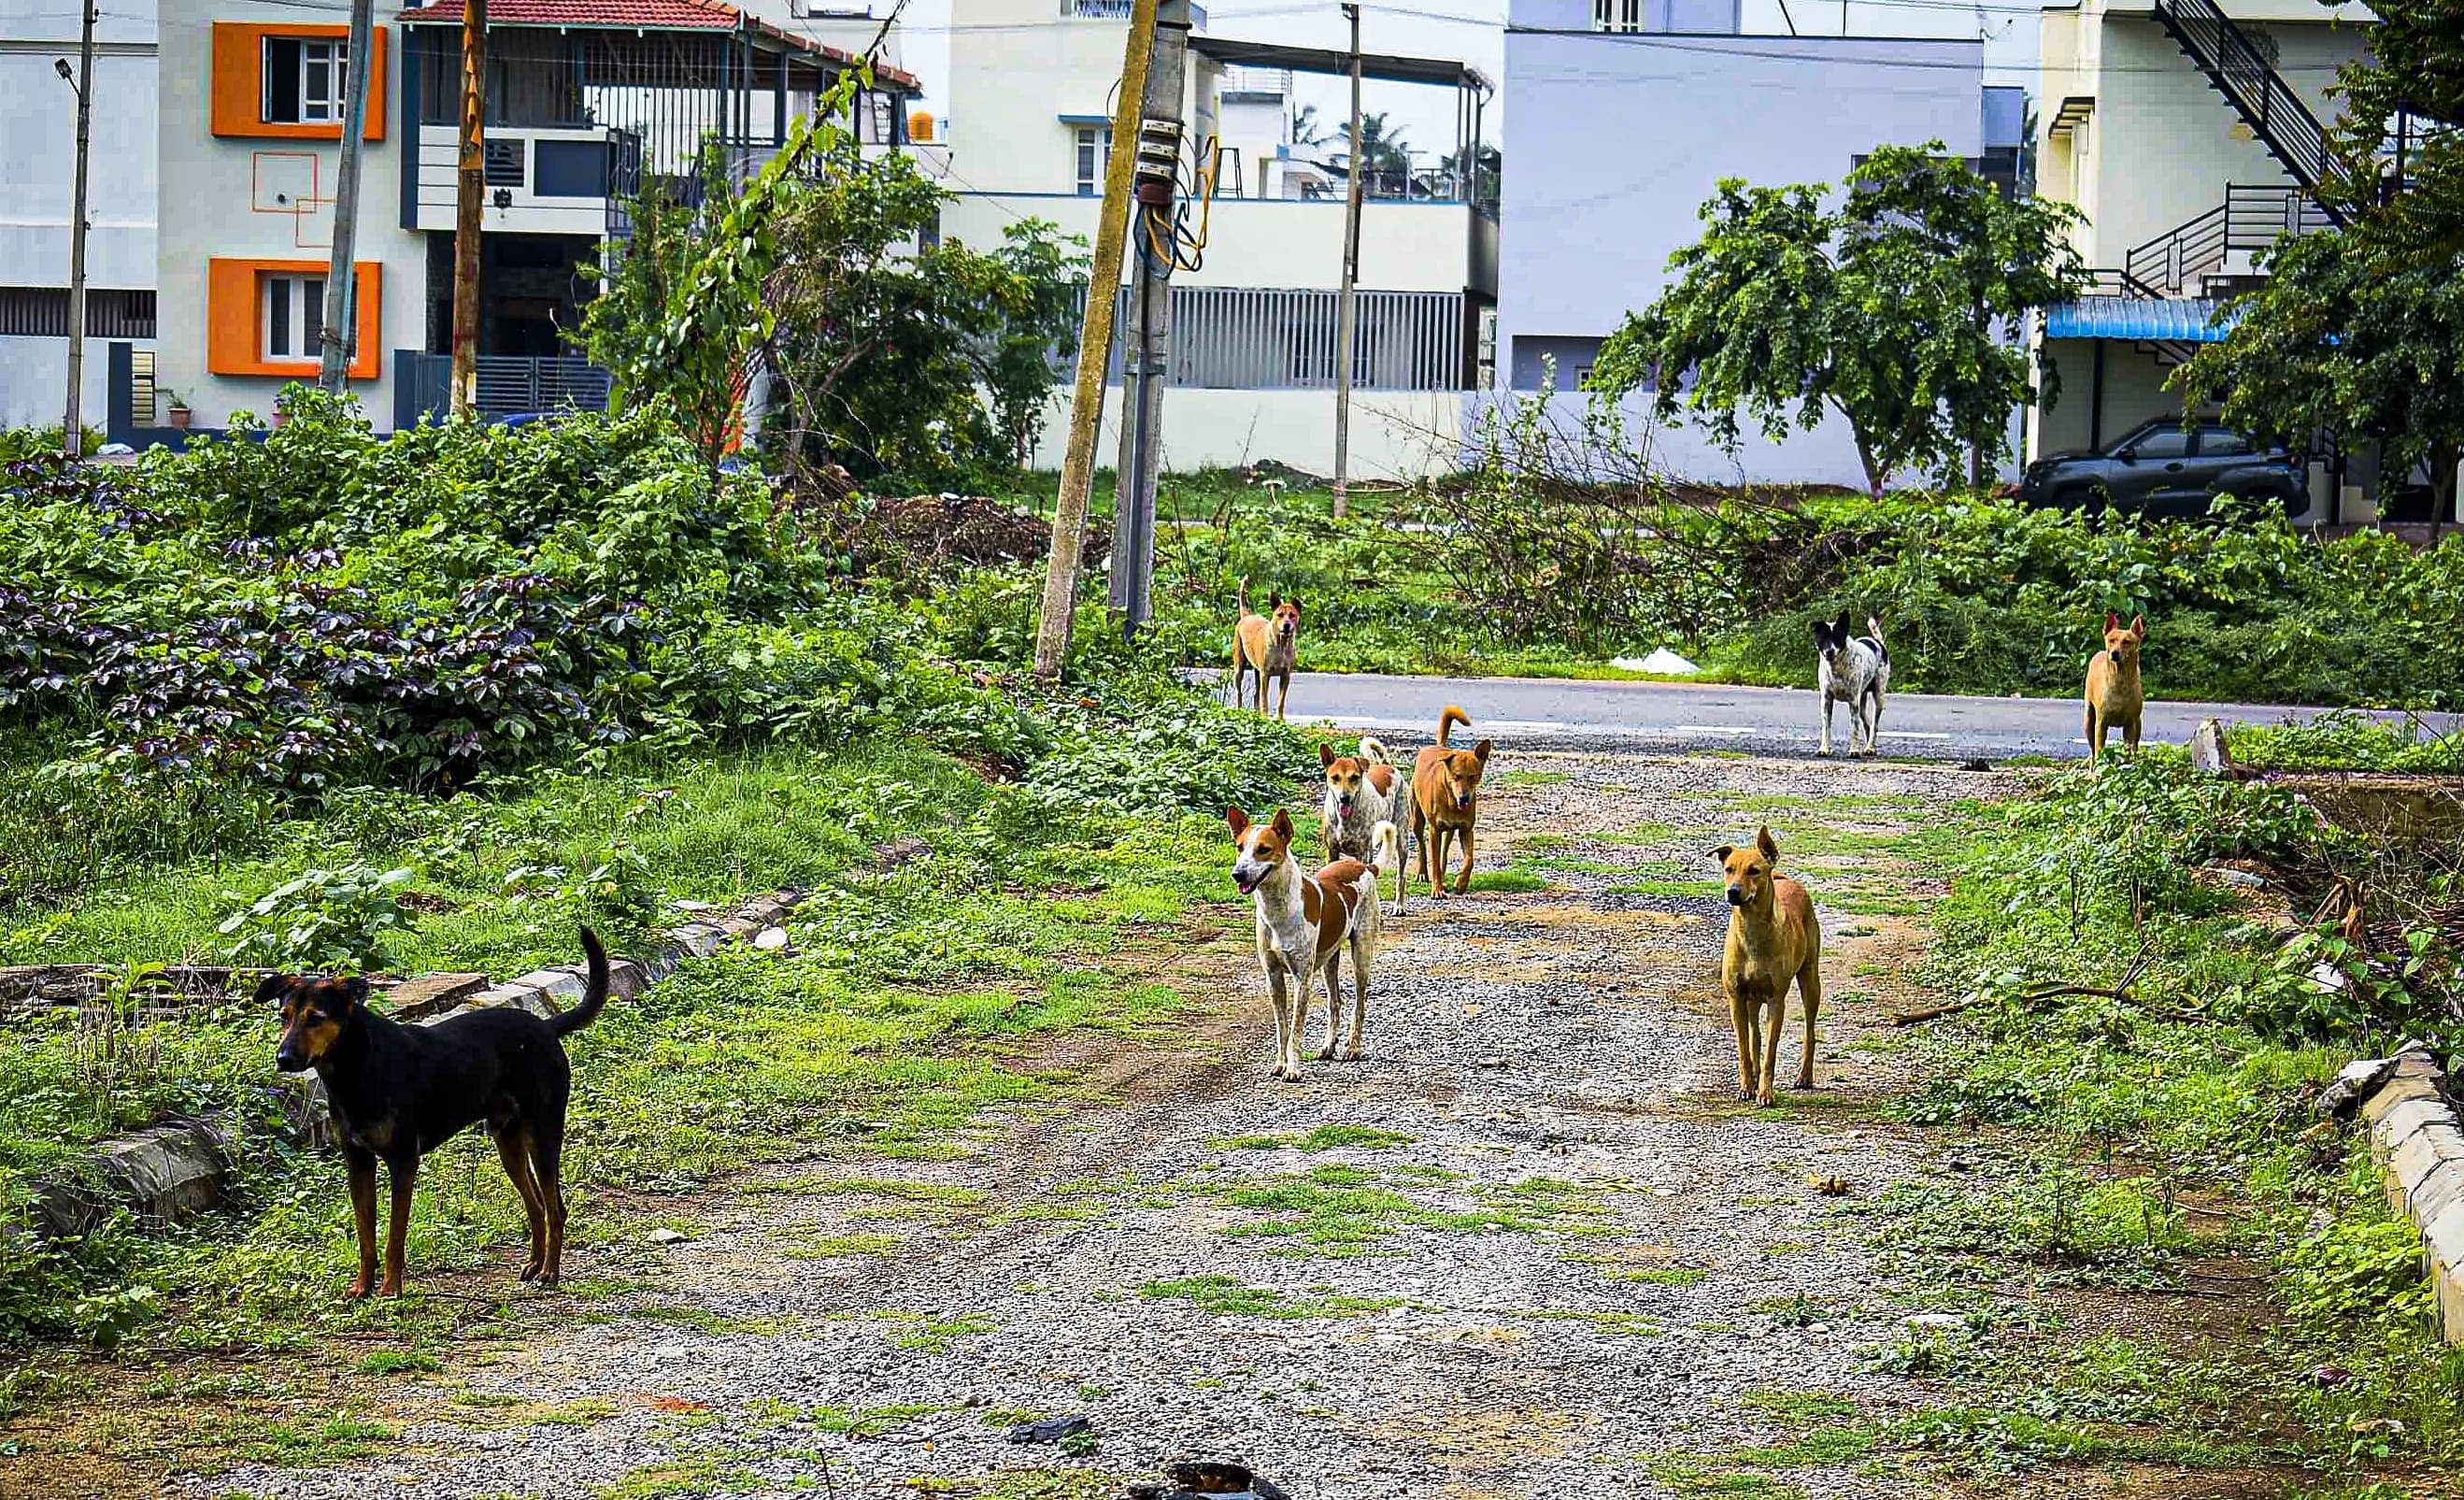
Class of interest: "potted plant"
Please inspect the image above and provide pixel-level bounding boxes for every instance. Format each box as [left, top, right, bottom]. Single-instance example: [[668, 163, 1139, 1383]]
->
[[163, 390, 192, 430]]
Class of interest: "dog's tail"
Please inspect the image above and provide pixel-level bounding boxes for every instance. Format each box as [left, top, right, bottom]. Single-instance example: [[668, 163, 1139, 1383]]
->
[[1357, 733, 1392, 766], [1435, 705, 1471, 748], [1237, 575, 1251, 615], [1867, 615, 1888, 663], [1370, 820, 1403, 875], [552, 927, 612, 1039]]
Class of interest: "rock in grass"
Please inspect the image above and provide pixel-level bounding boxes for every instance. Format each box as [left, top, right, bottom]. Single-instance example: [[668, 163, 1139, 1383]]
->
[[1006, 1414, 1091, 1445]]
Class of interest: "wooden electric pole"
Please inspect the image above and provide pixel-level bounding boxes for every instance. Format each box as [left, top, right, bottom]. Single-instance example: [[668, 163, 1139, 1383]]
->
[[60, 2, 93, 457], [1108, 0, 1190, 637], [1033, 0, 1158, 679], [1331, 1, 1363, 518], [450, 0, 489, 416], [320, 0, 377, 392]]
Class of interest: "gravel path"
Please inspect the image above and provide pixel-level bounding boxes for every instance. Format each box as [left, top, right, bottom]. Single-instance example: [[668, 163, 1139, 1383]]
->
[[191, 751, 2016, 1500]]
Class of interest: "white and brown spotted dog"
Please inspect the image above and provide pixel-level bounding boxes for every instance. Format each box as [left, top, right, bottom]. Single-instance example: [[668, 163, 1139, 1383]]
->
[[1227, 806, 1397, 1080], [1319, 735, 1405, 915]]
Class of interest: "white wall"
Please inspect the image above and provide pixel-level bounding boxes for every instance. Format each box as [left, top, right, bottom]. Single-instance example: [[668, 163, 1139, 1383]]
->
[[1029, 386, 1466, 478], [936, 191, 1478, 293], [943, 0, 1208, 199], [0, 0, 159, 427]]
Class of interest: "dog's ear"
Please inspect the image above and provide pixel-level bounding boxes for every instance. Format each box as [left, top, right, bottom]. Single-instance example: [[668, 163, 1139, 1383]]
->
[[252, 973, 292, 1008], [1287, 595, 1302, 613], [1319, 742, 1336, 767], [1269, 592, 1283, 608], [1834, 611, 1852, 641], [2104, 608, 2120, 634], [1473, 738, 1493, 764], [1270, 808, 1295, 841], [1756, 825, 1780, 864], [1808, 618, 1830, 645], [1710, 844, 1734, 865], [336, 977, 369, 1011], [2129, 614, 2146, 639], [1225, 807, 1251, 838]]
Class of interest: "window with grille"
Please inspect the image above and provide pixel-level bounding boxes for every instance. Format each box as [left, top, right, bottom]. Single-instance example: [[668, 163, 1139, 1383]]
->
[[1593, 0, 1643, 33], [261, 272, 325, 362], [1074, 125, 1111, 195], [263, 37, 347, 124]]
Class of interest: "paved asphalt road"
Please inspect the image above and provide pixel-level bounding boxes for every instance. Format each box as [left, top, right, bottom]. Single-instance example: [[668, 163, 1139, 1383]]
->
[[1230, 671, 2443, 763]]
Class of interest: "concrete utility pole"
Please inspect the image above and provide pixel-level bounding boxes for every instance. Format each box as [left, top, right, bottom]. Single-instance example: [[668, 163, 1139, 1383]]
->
[[320, 0, 377, 392], [1033, 0, 1158, 679], [59, 3, 94, 458], [1107, 0, 1191, 637], [450, 0, 489, 416], [1331, 1, 1363, 518]]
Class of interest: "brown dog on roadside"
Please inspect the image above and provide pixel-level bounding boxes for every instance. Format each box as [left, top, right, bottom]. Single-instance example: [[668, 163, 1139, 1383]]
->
[[1712, 827, 1822, 1107], [2084, 609, 2146, 760], [1232, 578, 1302, 720], [1408, 705, 1492, 899]]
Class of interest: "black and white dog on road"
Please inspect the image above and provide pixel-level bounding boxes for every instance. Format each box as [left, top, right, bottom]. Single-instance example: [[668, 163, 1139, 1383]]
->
[[1813, 613, 1889, 757]]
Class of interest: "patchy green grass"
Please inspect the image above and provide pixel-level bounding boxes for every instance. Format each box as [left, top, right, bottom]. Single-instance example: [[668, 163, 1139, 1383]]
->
[[1213, 1125, 1416, 1153], [1140, 1274, 1405, 1321]]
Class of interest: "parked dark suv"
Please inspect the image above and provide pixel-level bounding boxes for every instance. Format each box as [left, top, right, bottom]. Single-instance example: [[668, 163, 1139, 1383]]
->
[[2020, 418, 2310, 519]]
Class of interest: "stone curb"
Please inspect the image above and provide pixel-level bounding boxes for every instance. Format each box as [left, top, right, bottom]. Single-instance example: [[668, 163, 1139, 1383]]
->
[[21, 891, 803, 1242], [2356, 1046, 2464, 1344]]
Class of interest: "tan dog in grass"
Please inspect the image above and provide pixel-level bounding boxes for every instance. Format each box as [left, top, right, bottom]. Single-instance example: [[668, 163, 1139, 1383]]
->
[[1713, 826, 1822, 1107], [1227, 807, 1397, 1079], [2085, 610, 2146, 760], [1409, 705, 1492, 899], [1232, 579, 1301, 720]]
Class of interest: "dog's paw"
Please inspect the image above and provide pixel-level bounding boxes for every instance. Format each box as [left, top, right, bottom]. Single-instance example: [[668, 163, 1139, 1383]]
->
[[1315, 1044, 1337, 1062], [1755, 1087, 1778, 1107], [346, 1277, 374, 1300], [1272, 1065, 1304, 1083], [1792, 1076, 1816, 1091], [520, 1263, 543, 1283], [1341, 1047, 1365, 1062]]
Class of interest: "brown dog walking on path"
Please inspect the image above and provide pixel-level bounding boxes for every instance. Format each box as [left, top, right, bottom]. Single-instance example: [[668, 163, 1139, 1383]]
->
[[1712, 828, 1822, 1107], [1409, 705, 1492, 899], [2085, 610, 2146, 760], [1232, 579, 1301, 720]]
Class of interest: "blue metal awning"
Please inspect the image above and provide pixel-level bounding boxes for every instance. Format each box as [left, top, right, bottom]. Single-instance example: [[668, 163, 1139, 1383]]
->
[[2045, 296, 2241, 343]]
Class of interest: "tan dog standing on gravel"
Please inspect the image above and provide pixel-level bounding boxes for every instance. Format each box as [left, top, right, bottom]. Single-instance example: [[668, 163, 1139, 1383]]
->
[[1409, 706, 1492, 899], [1232, 579, 1302, 720], [2085, 610, 2146, 760], [1227, 807, 1398, 1079], [1713, 827, 1822, 1107]]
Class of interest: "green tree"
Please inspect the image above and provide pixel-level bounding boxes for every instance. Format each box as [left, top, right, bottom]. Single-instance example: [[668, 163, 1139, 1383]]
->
[[2174, 228, 2464, 521], [1590, 145, 2085, 496], [756, 131, 1086, 484], [2319, 2, 2464, 277]]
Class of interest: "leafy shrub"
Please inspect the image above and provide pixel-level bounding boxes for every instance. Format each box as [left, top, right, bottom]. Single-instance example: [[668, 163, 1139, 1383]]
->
[[2283, 1155, 2438, 1336], [218, 864, 420, 974]]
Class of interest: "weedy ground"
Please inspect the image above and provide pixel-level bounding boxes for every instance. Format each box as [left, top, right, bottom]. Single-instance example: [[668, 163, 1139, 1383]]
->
[[5, 747, 2452, 1499]]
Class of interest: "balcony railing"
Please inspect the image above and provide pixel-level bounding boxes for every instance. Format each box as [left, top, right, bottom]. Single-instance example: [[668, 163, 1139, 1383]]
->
[[2123, 183, 2331, 297], [1061, 0, 1204, 22], [394, 352, 612, 425]]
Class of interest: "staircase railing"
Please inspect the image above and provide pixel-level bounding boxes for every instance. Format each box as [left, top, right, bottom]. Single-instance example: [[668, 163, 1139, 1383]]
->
[[2123, 183, 2331, 295], [2151, 0, 2344, 215]]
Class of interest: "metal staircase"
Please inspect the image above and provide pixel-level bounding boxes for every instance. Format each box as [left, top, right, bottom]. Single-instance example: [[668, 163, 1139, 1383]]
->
[[2123, 183, 2333, 296], [2150, 0, 2347, 220]]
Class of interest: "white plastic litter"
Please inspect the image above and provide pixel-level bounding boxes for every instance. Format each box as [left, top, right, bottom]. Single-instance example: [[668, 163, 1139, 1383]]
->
[[1612, 648, 1702, 676]]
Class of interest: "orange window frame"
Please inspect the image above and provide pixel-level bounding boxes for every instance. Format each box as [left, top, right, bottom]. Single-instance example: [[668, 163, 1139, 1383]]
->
[[207, 259, 382, 380], [211, 22, 387, 141]]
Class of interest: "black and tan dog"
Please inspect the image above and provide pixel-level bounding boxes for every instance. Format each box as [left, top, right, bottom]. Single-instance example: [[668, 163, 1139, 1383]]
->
[[267, 929, 611, 1296]]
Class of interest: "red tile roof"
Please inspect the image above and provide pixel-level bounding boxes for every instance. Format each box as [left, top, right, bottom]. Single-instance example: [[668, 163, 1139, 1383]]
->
[[394, 0, 920, 91]]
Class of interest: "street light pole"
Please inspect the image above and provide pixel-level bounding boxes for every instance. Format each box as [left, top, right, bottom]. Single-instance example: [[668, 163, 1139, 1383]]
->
[[320, 0, 377, 392], [58, 4, 94, 459]]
